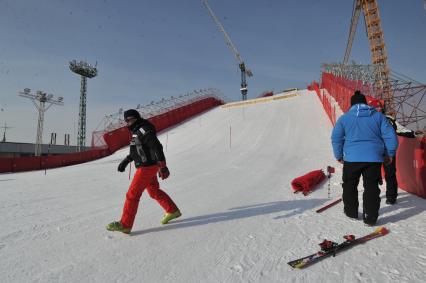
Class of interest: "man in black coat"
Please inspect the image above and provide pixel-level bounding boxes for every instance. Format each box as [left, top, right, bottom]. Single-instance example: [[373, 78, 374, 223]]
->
[[107, 109, 181, 234], [369, 100, 424, 204]]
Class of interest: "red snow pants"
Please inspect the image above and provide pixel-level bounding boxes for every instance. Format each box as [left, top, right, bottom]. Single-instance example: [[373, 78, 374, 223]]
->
[[120, 165, 178, 229]]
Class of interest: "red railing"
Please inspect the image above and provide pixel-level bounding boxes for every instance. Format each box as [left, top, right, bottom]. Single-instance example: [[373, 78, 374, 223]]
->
[[0, 97, 223, 173], [309, 74, 426, 199], [103, 97, 222, 154]]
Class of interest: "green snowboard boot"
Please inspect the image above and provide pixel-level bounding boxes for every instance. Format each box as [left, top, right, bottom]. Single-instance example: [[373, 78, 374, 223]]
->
[[161, 210, 182, 224], [106, 221, 131, 234]]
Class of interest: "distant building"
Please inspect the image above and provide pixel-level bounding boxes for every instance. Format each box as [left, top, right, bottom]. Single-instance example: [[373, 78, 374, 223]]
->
[[0, 142, 90, 158]]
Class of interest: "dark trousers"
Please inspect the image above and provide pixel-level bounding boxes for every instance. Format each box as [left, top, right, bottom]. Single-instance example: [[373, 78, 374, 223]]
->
[[384, 156, 398, 201], [342, 162, 382, 220]]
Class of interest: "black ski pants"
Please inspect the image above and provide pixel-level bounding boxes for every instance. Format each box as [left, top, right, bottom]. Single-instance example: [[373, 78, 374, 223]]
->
[[384, 156, 398, 201], [342, 162, 382, 220]]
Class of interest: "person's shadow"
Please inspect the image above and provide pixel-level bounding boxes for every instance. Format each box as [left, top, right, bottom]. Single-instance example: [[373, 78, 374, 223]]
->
[[377, 192, 426, 225], [131, 198, 328, 236]]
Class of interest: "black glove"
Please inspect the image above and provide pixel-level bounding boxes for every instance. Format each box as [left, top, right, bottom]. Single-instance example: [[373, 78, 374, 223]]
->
[[158, 161, 170, 180], [117, 157, 131, 172]]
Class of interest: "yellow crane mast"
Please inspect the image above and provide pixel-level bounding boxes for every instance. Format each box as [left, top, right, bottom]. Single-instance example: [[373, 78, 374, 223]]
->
[[343, 0, 393, 114]]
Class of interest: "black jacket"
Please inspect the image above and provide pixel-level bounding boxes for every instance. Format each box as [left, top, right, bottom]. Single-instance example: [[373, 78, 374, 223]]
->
[[126, 119, 165, 168], [385, 115, 416, 138]]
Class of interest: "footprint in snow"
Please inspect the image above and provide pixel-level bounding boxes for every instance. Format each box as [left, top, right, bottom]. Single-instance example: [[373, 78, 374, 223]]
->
[[230, 264, 243, 273]]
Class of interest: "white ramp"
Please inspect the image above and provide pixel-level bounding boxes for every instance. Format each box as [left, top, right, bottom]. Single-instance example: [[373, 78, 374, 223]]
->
[[1, 90, 425, 282]]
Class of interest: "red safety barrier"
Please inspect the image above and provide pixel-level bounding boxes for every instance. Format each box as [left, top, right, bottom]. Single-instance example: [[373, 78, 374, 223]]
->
[[103, 97, 223, 154], [0, 148, 112, 173], [396, 136, 426, 198], [310, 74, 426, 199], [258, 91, 273, 98], [310, 81, 336, 125], [103, 127, 132, 153], [12, 156, 41, 171], [0, 97, 223, 173], [0, 158, 12, 172]]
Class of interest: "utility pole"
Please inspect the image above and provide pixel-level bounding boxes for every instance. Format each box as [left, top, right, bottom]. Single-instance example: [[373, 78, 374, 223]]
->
[[1, 122, 12, 142], [18, 88, 64, 156]]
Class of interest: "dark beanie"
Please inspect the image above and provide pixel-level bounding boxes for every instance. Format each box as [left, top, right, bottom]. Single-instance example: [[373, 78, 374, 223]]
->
[[350, 90, 367, 106], [123, 109, 141, 120]]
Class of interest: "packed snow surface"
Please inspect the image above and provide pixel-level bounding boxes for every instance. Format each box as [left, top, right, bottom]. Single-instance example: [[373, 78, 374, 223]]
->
[[1, 90, 425, 282]]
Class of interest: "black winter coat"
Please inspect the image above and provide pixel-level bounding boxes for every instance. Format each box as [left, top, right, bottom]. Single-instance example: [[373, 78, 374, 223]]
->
[[385, 115, 416, 138], [126, 118, 166, 168]]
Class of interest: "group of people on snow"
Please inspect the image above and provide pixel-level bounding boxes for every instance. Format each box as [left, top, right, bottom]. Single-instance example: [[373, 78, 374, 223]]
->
[[106, 90, 422, 234], [331, 90, 422, 226]]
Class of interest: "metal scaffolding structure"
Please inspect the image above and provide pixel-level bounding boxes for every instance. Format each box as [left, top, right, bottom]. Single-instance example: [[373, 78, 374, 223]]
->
[[69, 60, 98, 151], [18, 88, 64, 156], [91, 88, 227, 147], [321, 63, 426, 131]]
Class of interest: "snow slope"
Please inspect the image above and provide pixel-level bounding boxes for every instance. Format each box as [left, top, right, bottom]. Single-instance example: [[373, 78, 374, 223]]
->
[[1, 90, 425, 283]]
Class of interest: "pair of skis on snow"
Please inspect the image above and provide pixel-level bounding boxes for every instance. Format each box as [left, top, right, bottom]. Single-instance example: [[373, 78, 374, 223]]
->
[[289, 167, 390, 269], [287, 226, 389, 269]]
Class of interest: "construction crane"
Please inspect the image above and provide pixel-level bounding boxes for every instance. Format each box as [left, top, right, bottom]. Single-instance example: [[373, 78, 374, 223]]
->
[[202, 0, 253, 101], [343, 0, 394, 114]]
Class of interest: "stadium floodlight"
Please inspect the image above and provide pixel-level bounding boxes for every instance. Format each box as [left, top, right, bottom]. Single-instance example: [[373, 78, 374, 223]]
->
[[18, 89, 64, 156], [69, 59, 98, 151]]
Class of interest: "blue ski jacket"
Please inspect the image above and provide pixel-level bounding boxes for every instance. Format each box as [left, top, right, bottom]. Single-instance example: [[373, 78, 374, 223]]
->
[[331, 104, 398, 162]]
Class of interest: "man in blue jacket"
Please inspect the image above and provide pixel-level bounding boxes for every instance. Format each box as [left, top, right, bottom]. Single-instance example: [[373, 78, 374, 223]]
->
[[331, 91, 398, 226]]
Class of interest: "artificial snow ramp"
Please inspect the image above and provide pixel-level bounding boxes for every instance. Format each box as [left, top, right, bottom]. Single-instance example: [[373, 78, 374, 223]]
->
[[1, 90, 426, 282]]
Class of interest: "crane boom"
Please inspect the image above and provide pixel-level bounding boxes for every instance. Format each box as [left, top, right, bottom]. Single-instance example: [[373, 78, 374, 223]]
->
[[202, 0, 252, 100], [202, 0, 244, 65], [343, 0, 362, 64]]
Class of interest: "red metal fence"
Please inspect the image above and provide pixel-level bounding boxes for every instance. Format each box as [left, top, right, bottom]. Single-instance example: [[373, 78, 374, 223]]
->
[[103, 97, 222, 153], [0, 97, 223, 173], [309, 74, 426, 199]]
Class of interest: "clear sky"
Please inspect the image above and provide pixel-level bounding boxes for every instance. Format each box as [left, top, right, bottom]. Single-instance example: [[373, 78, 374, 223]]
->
[[0, 0, 425, 145]]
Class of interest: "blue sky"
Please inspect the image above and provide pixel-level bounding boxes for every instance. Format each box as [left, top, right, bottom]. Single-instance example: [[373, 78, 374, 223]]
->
[[0, 0, 425, 144]]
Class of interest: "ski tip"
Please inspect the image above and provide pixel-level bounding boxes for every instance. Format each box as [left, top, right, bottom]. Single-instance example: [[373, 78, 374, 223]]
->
[[375, 226, 389, 235]]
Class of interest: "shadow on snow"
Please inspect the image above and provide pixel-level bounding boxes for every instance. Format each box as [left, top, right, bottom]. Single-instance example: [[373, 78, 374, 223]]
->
[[378, 192, 426, 225], [131, 198, 328, 236]]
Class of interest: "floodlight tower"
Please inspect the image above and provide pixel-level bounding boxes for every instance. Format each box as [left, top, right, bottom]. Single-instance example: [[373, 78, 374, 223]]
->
[[69, 60, 98, 151], [19, 88, 64, 156]]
